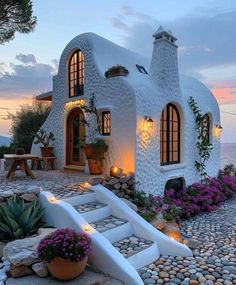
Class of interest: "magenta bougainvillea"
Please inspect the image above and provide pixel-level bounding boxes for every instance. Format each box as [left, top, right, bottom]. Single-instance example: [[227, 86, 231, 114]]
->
[[37, 228, 92, 263], [155, 170, 236, 220]]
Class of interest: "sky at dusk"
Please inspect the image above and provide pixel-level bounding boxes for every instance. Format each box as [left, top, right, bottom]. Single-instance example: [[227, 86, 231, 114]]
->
[[0, 0, 236, 142]]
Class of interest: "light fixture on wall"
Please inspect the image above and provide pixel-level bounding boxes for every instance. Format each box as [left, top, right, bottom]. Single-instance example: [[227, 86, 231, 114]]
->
[[144, 116, 154, 127], [214, 124, 223, 138], [64, 99, 85, 110]]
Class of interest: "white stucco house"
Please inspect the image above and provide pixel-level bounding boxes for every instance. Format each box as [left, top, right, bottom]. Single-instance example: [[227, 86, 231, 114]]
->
[[32, 26, 221, 195]]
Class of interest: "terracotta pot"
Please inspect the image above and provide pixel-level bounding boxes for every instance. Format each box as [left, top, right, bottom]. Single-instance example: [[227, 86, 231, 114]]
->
[[87, 159, 103, 175], [40, 147, 54, 157], [15, 148, 25, 155], [47, 256, 87, 280], [84, 145, 107, 159]]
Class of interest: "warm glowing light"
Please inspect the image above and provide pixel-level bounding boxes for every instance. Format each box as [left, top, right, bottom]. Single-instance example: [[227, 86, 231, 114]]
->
[[84, 182, 90, 188], [144, 116, 154, 128], [113, 167, 118, 173], [166, 231, 182, 242], [110, 166, 123, 177], [64, 99, 85, 110], [84, 225, 91, 232], [213, 124, 223, 138], [49, 196, 57, 203]]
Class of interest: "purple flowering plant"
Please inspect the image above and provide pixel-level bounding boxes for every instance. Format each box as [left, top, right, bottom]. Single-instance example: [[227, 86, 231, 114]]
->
[[37, 228, 92, 263], [148, 166, 236, 221]]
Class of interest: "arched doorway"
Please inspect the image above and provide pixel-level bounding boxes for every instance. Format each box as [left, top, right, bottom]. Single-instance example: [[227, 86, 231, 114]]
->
[[66, 108, 85, 166]]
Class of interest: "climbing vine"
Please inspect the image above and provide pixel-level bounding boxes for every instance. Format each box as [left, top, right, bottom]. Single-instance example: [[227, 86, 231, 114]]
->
[[188, 96, 213, 179]]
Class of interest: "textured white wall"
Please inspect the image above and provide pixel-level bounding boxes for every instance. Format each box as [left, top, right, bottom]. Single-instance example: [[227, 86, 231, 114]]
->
[[31, 32, 221, 196], [31, 34, 136, 174]]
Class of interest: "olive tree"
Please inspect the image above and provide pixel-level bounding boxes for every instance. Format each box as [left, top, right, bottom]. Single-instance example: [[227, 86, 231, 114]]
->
[[8, 100, 51, 152]]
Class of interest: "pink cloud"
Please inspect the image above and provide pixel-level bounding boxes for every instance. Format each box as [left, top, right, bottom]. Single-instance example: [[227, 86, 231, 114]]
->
[[209, 81, 236, 105]]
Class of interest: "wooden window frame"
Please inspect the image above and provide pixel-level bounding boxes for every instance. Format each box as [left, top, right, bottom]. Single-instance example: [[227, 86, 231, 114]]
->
[[101, 111, 111, 136], [160, 103, 180, 165], [69, 50, 84, 98]]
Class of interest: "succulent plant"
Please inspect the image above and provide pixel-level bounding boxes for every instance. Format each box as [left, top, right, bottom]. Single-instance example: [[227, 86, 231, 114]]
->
[[0, 195, 45, 240], [34, 129, 55, 147]]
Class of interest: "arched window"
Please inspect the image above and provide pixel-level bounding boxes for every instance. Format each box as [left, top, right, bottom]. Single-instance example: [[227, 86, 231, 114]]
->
[[160, 103, 180, 165], [69, 50, 84, 97], [202, 114, 210, 143]]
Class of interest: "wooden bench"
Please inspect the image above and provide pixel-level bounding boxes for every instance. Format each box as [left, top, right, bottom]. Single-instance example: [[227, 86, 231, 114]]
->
[[31, 157, 57, 171]]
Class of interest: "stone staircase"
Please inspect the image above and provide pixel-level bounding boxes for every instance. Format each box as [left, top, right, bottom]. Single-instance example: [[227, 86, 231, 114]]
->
[[39, 184, 192, 285], [70, 194, 158, 270]]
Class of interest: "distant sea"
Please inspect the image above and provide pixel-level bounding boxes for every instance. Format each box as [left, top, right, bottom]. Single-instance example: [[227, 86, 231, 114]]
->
[[221, 143, 236, 169]]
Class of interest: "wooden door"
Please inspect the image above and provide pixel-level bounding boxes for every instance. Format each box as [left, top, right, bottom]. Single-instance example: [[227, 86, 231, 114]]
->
[[66, 108, 85, 166]]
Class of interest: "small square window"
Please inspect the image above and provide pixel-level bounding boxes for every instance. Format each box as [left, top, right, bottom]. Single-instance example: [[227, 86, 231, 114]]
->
[[101, 111, 111, 136], [136, 64, 148, 74]]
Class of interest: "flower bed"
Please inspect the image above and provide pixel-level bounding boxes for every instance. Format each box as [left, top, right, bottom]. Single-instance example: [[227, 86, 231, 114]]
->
[[155, 167, 236, 221], [100, 165, 236, 223]]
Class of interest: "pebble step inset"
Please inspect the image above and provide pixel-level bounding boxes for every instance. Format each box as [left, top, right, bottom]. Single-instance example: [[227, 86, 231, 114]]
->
[[90, 215, 128, 233], [74, 201, 107, 213], [113, 235, 154, 258]]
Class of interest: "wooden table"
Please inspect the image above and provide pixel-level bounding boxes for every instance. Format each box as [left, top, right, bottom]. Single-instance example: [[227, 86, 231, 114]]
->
[[4, 154, 39, 181]]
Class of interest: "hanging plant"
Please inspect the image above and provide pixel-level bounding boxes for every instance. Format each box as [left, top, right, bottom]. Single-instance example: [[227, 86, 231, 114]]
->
[[188, 96, 213, 179]]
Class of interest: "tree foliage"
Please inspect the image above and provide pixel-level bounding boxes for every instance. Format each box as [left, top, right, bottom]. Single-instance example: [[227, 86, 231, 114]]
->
[[8, 101, 51, 153], [0, 0, 37, 44]]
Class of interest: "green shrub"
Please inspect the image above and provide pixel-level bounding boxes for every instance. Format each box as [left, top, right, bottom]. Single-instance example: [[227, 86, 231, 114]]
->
[[0, 195, 45, 241], [0, 145, 13, 159]]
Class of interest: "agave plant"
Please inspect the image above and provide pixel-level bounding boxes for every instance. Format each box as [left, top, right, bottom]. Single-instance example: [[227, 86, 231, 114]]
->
[[34, 129, 55, 147], [0, 195, 45, 241]]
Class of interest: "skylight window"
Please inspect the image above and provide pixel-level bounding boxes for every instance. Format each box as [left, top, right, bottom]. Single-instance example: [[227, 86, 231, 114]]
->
[[136, 64, 148, 75]]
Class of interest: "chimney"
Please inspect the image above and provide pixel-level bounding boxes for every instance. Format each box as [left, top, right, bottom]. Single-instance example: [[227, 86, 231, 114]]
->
[[149, 26, 180, 95]]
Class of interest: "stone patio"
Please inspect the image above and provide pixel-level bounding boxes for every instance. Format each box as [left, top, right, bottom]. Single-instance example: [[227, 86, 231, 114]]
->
[[0, 170, 236, 284], [0, 170, 92, 199]]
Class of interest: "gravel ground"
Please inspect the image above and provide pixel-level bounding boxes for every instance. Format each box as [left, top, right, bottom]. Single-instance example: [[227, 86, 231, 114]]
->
[[1, 170, 236, 285], [139, 198, 236, 285]]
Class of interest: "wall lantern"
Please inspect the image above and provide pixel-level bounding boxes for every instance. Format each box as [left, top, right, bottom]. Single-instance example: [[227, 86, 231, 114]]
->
[[144, 116, 154, 128], [214, 124, 223, 138]]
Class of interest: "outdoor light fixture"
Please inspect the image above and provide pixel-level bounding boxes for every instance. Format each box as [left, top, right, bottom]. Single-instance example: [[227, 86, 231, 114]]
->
[[83, 225, 91, 232], [166, 231, 182, 243], [49, 196, 57, 203], [144, 116, 154, 127], [110, 166, 122, 177], [64, 99, 85, 110], [214, 124, 223, 138]]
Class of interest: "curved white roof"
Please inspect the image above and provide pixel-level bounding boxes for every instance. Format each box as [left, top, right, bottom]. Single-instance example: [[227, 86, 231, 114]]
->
[[59, 32, 219, 117]]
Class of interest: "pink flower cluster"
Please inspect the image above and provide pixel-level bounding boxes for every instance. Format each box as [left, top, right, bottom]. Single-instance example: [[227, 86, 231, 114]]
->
[[154, 171, 236, 219], [37, 228, 92, 262]]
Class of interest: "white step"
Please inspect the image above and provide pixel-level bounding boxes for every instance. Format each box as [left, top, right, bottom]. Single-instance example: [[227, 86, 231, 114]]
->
[[63, 192, 96, 205], [74, 202, 111, 223], [90, 215, 128, 233], [128, 243, 159, 269], [102, 222, 133, 242], [112, 235, 159, 269]]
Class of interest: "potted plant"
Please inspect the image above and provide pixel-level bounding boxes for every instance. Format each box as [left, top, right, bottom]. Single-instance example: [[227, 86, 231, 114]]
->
[[34, 129, 55, 157], [37, 228, 92, 281], [105, 65, 129, 78], [80, 96, 108, 175]]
